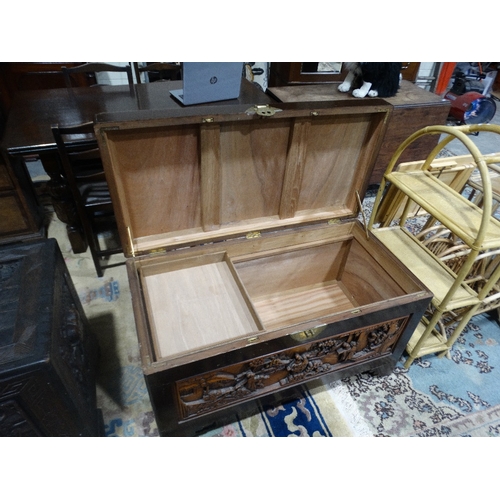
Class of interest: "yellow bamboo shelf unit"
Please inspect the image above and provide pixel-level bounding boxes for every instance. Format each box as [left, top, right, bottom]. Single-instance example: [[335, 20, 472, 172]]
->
[[373, 154, 477, 226], [458, 157, 500, 319], [368, 123, 500, 368], [464, 160, 500, 217]]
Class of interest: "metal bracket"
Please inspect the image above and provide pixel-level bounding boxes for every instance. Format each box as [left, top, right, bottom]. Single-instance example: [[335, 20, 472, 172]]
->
[[127, 226, 135, 257], [246, 231, 262, 239], [246, 104, 283, 117], [328, 219, 340, 225]]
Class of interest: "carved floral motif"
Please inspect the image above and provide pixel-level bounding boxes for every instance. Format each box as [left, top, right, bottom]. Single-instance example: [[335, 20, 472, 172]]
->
[[176, 317, 407, 419], [58, 276, 94, 410]]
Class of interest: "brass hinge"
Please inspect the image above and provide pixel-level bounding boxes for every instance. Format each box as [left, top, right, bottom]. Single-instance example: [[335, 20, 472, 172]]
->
[[246, 231, 261, 239], [328, 219, 340, 225], [245, 104, 283, 117], [127, 226, 136, 258]]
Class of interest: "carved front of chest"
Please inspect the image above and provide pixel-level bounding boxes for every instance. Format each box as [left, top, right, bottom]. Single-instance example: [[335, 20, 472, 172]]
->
[[175, 316, 408, 420]]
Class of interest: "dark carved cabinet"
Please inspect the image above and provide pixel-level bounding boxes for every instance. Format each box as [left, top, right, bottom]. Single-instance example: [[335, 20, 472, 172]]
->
[[0, 239, 101, 436]]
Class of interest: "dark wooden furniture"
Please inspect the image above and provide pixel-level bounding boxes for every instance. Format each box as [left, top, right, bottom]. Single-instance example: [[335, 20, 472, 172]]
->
[[0, 62, 90, 118], [373, 80, 451, 184], [62, 63, 134, 88], [0, 78, 273, 253], [0, 238, 102, 436], [0, 155, 43, 244], [401, 63, 421, 82], [267, 80, 451, 185], [52, 122, 122, 277], [95, 100, 432, 436]]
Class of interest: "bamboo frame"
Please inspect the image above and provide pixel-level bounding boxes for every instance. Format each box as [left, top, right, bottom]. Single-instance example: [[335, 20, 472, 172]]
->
[[369, 124, 500, 368]]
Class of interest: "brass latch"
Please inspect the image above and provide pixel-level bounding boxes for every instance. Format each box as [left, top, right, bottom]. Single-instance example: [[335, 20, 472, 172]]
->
[[246, 231, 261, 239], [246, 104, 283, 117], [289, 325, 326, 342]]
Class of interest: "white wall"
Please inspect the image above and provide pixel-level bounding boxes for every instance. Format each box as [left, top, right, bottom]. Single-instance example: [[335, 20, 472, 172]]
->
[[415, 62, 439, 91], [94, 62, 134, 85]]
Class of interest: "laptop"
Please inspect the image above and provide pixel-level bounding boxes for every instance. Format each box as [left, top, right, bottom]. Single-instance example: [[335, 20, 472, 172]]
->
[[170, 62, 243, 106]]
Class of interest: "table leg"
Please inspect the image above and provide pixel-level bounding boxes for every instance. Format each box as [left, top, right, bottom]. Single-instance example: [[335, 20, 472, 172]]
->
[[38, 151, 88, 254]]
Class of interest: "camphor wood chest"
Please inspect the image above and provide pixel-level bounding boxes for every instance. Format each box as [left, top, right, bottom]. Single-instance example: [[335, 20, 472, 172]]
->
[[95, 100, 432, 436]]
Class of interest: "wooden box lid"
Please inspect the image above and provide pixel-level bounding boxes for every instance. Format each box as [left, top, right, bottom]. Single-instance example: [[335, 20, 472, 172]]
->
[[95, 100, 391, 257]]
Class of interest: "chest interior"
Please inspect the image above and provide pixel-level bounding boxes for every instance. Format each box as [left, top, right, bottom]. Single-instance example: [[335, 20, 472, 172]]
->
[[96, 102, 425, 367]]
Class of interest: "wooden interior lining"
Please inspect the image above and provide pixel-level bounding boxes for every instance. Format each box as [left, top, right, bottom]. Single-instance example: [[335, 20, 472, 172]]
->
[[200, 123, 222, 231], [279, 118, 311, 219], [142, 252, 262, 360], [219, 120, 290, 224], [234, 240, 352, 298], [106, 126, 201, 239], [342, 238, 406, 304], [298, 116, 372, 213], [234, 235, 408, 328], [252, 281, 356, 330], [102, 111, 386, 254], [136, 222, 420, 358]]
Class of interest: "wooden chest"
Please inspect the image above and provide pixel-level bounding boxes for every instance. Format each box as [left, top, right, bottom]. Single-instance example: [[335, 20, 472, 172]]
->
[[95, 100, 432, 436], [0, 239, 101, 436]]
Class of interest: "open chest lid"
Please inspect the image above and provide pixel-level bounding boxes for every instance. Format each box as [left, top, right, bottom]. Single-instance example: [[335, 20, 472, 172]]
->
[[95, 100, 391, 258]]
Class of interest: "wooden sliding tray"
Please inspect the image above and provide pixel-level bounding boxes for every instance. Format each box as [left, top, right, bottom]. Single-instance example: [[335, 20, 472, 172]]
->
[[95, 100, 432, 436]]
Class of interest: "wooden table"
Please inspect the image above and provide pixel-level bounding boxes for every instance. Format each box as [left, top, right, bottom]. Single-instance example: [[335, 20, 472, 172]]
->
[[268, 80, 451, 185], [1, 78, 272, 252]]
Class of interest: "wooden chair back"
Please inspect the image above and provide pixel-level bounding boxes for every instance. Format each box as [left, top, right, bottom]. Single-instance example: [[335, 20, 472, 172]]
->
[[52, 121, 123, 276]]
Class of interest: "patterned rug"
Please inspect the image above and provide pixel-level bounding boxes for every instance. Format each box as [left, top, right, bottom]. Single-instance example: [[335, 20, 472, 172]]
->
[[338, 313, 500, 437], [46, 192, 500, 437]]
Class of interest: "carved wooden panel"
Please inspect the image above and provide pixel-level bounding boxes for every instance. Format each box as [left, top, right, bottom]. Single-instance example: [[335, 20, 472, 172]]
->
[[0, 240, 101, 436], [0, 375, 78, 436], [176, 316, 408, 420], [0, 398, 40, 436]]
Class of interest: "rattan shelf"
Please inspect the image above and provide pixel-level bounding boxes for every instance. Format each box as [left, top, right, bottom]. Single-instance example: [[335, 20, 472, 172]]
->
[[369, 123, 500, 368]]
